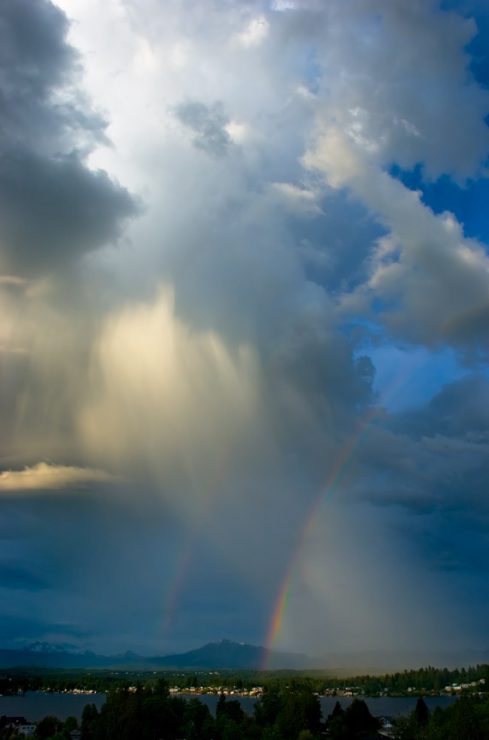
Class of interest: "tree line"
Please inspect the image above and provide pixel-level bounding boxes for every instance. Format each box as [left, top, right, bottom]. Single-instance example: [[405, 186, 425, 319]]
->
[[3, 682, 489, 739], [2, 663, 489, 696]]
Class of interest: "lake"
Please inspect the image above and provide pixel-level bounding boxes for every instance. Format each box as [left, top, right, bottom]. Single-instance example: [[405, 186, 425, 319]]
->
[[178, 692, 457, 718], [0, 692, 106, 721], [0, 691, 457, 722]]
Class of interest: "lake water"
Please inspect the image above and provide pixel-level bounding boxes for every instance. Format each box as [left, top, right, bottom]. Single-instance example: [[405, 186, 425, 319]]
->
[[0, 691, 457, 722], [178, 693, 457, 718], [0, 692, 106, 721]]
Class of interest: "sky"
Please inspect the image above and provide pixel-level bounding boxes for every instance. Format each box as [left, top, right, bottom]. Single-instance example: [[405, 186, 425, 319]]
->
[[0, 0, 489, 665]]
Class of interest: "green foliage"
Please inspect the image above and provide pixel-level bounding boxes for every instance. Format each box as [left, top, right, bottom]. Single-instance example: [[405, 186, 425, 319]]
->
[[217, 694, 245, 724], [35, 715, 63, 739], [326, 698, 380, 739], [81, 704, 99, 740], [414, 697, 429, 727], [4, 672, 489, 740], [423, 695, 484, 740], [181, 698, 214, 740], [3, 661, 488, 698], [272, 689, 322, 739], [254, 689, 282, 727], [393, 694, 489, 740]]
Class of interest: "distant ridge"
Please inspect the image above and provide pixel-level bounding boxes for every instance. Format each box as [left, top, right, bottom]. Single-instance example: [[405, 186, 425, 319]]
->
[[0, 641, 486, 671], [148, 638, 308, 670], [0, 639, 308, 671], [0, 643, 105, 670]]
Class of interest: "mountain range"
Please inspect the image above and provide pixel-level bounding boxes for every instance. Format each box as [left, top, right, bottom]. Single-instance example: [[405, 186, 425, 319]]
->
[[1, 640, 487, 672], [0, 639, 307, 671]]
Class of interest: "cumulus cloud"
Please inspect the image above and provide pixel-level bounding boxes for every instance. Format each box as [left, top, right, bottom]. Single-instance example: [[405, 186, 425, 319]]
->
[[0, 151, 137, 274], [307, 0, 489, 180], [293, 0, 489, 351], [304, 123, 489, 352], [0, 0, 137, 276], [0, 0, 488, 657]]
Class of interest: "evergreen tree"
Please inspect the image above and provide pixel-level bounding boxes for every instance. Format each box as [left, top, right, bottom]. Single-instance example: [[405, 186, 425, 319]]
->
[[414, 697, 429, 728]]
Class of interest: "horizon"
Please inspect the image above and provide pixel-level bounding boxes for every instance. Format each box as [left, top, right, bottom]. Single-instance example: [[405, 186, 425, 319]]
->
[[1, 0, 489, 662], [2, 637, 489, 674]]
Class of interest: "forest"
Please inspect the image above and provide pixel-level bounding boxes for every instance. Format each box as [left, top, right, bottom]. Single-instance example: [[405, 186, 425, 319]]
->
[[1, 663, 489, 696], [2, 680, 489, 739]]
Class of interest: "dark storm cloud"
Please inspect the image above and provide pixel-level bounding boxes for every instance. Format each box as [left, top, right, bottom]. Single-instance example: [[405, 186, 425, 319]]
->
[[0, 151, 137, 273], [0, 0, 488, 658], [351, 376, 489, 519], [390, 375, 489, 441], [0, 0, 74, 115], [174, 100, 232, 157], [0, 615, 85, 644], [0, 0, 137, 275]]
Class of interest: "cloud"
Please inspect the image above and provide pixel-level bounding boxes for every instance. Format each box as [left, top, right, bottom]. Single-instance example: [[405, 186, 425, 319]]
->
[[0, 0, 487, 657], [77, 288, 273, 505], [0, 0, 137, 276], [305, 0, 489, 180], [305, 127, 489, 352], [234, 15, 269, 48], [342, 375, 489, 521], [0, 463, 121, 493], [0, 150, 137, 274], [0, 275, 29, 287], [271, 181, 322, 214], [174, 100, 233, 157], [293, 1, 489, 352], [391, 374, 489, 441]]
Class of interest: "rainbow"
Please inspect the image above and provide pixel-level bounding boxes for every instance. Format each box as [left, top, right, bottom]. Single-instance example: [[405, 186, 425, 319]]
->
[[162, 541, 195, 631], [262, 354, 423, 669], [261, 411, 376, 669]]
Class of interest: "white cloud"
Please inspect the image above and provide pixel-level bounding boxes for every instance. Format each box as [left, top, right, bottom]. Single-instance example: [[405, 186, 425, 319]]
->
[[303, 112, 489, 350], [309, 0, 489, 180], [271, 0, 297, 11], [271, 181, 322, 214], [224, 120, 249, 143], [302, 126, 365, 189], [2, 0, 488, 654], [234, 15, 269, 48]]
